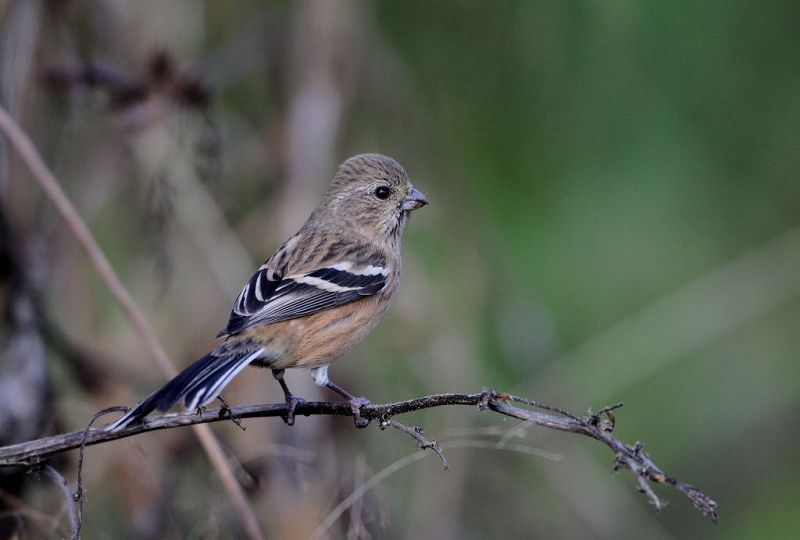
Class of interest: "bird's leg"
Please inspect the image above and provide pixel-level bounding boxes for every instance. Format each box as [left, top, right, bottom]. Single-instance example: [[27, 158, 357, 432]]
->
[[272, 369, 305, 426], [324, 379, 371, 428]]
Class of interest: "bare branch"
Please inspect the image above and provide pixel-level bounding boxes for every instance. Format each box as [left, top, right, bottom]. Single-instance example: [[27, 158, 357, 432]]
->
[[0, 389, 718, 523]]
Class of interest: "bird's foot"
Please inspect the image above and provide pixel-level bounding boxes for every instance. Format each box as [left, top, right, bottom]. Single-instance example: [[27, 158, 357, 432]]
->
[[349, 396, 371, 428], [283, 394, 306, 426]]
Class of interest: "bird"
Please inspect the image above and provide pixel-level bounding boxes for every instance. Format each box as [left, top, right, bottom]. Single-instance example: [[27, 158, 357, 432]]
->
[[106, 153, 427, 431]]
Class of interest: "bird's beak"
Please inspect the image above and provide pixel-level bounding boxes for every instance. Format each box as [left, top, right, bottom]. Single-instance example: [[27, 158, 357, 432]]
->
[[402, 187, 428, 211]]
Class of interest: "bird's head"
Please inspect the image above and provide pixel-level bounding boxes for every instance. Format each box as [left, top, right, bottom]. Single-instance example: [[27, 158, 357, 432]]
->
[[319, 154, 428, 242]]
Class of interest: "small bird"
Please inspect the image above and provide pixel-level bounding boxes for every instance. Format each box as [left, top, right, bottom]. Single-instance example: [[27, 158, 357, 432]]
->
[[107, 154, 427, 431]]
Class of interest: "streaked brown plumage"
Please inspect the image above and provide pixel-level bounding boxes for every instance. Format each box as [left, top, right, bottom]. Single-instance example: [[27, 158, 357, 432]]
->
[[107, 154, 427, 431]]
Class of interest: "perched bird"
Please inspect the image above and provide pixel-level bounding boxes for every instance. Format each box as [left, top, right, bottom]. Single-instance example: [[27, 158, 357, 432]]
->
[[107, 154, 427, 431]]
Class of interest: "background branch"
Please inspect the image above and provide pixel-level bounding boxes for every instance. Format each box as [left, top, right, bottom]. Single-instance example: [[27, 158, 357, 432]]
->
[[0, 388, 718, 524], [0, 103, 263, 540]]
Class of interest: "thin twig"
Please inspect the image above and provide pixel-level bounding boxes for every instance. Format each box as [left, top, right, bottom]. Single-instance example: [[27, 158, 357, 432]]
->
[[43, 465, 79, 540], [314, 439, 562, 540], [307, 448, 432, 540], [0, 389, 718, 523], [381, 419, 448, 469], [0, 104, 264, 540], [74, 407, 122, 539]]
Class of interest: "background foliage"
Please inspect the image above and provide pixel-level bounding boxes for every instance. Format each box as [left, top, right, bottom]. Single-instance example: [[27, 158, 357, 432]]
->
[[1, 1, 798, 538]]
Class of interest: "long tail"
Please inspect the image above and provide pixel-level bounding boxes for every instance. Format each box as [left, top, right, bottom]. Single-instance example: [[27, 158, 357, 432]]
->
[[106, 346, 264, 431]]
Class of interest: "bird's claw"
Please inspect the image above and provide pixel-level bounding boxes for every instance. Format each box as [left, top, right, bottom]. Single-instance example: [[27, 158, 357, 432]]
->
[[283, 395, 306, 426], [350, 397, 371, 428]]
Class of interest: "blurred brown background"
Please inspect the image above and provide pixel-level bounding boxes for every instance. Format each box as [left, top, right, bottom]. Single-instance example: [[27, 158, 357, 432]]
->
[[1, 1, 798, 538]]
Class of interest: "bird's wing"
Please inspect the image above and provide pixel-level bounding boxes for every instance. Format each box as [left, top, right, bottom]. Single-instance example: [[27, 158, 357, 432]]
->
[[219, 260, 388, 336]]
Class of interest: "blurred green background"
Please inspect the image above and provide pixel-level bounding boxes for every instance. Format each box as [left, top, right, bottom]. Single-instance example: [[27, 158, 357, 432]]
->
[[1, 0, 799, 538]]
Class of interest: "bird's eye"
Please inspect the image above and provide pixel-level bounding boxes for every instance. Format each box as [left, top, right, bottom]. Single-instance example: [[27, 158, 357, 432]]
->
[[374, 185, 391, 200]]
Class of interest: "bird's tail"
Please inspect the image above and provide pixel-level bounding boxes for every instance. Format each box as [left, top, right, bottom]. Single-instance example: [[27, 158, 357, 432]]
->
[[106, 346, 264, 431]]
